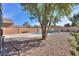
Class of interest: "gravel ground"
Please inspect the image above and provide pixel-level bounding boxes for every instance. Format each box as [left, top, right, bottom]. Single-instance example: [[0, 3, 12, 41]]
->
[[0, 32, 71, 56]]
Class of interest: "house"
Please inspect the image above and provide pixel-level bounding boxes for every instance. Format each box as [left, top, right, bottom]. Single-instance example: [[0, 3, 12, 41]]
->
[[2, 18, 13, 27], [1, 18, 28, 34], [50, 26, 79, 32], [1, 18, 39, 35]]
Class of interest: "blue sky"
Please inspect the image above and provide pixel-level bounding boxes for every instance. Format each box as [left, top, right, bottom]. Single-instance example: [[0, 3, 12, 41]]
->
[[2, 3, 79, 26]]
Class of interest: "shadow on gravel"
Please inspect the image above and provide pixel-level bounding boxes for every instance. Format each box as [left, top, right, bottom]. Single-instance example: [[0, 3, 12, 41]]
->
[[4, 38, 45, 56]]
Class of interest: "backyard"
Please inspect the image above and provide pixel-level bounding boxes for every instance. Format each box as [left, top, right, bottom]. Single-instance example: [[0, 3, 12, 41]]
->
[[1, 32, 71, 56], [0, 3, 79, 56]]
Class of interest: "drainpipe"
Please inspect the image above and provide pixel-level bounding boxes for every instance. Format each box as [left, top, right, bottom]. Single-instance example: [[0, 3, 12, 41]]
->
[[0, 4, 3, 36], [0, 4, 5, 56]]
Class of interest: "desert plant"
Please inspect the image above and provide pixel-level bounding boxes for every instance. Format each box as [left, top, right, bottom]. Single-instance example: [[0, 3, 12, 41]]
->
[[69, 33, 79, 55]]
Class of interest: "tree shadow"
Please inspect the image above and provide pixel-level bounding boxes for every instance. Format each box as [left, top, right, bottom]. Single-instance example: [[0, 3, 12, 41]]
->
[[4, 38, 45, 56]]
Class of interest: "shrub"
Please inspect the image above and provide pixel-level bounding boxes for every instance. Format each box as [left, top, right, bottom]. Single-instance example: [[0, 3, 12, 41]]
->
[[69, 32, 79, 55]]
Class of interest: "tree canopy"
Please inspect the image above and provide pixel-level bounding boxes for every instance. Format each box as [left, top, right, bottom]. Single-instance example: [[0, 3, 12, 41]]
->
[[21, 3, 75, 39], [69, 13, 79, 27]]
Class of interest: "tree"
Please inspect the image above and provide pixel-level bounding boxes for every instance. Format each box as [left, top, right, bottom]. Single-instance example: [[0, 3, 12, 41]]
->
[[33, 25, 39, 28], [64, 23, 70, 27], [23, 22, 31, 28], [51, 16, 61, 26], [69, 13, 79, 27], [21, 3, 74, 40], [71, 23, 76, 27]]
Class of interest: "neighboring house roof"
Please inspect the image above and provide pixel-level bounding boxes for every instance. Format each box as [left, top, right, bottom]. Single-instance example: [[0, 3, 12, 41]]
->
[[50, 26, 79, 32], [3, 18, 13, 24], [2, 17, 13, 27]]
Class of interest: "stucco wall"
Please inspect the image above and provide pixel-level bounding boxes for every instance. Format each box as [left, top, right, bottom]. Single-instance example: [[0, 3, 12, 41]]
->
[[2, 26, 40, 34], [29, 28, 39, 33], [2, 26, 79, 35], [2, 26, 29, 34], [3, 26, 16, 34]]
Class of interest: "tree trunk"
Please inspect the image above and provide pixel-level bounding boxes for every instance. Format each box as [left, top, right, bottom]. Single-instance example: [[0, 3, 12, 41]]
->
[[41, 25, 47, 40], [42, 31, 47, 40]]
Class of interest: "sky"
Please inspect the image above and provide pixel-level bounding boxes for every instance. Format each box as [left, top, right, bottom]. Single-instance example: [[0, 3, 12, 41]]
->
[[2, 3, 79, 26]]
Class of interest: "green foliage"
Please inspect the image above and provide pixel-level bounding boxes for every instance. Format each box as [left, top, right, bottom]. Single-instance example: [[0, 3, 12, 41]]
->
[[64, 23, 70, 27], [70, 47, 78, 56], [33, 25, 40, 28], [69, 33, 79, 55], [55, 4, 73, 17], [21, 3, 74, 26], [69, 13, 79, 27], [23, 22, 31, 27]]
